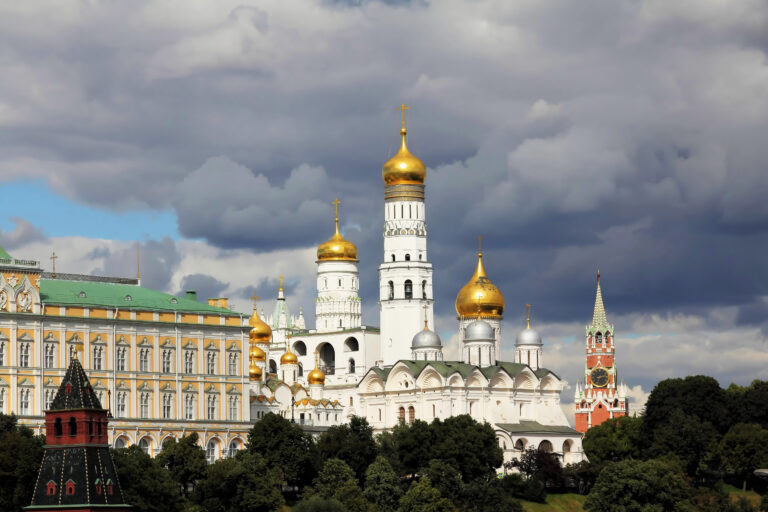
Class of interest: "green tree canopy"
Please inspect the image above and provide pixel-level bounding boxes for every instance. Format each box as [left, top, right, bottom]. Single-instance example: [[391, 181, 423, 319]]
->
[[582, 416, 643, 464], [155, 433, 207, 497], [430, 415, 503, 483], [191, 451, 284, 512], [718, 423, 768, 491], [111, 445, 186, 512], [364, 455, 403, 512], [420, 459, 463, 502], [0, 414, 44, 512], [583, 458, 691, 512], [648, 409, 719, 477], [508, 448, 564, 489], [643, 376, 732, 437], [293, 496, 346, 512], [317, 416, 378, 483], [392, 419, 434, 478], [313, 459, 370, 512], [246, 412, 317, 488], [398, 477, 457, 512]]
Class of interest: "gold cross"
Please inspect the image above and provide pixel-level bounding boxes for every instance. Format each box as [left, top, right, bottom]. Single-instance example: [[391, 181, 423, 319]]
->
[[423, 304, 429, 330], [250, 292, 260, 305], [279, 275, 283, 290], [397, 103, 410, 130], [50, 252, 58, 278], [333, 198, 341, 220], [525, 303, 531, 329]]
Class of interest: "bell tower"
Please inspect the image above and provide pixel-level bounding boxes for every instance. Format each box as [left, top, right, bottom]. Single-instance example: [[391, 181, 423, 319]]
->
[[574, 271, 628, 433], [379, 104, 434, 365]]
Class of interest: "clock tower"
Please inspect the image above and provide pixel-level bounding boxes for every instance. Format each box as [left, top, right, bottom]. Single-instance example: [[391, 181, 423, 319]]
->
[[574, 271, 628, 433]]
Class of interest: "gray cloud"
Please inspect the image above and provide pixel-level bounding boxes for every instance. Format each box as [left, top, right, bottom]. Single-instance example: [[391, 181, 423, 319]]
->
[[1, 0, 768, 391], [0, 218, 48, 250], [178, 273, 229, 302]]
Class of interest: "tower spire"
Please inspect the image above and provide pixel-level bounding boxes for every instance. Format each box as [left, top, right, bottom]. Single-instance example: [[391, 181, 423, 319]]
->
[[525, 303, 531, 329], [591, 269, 608, 328]]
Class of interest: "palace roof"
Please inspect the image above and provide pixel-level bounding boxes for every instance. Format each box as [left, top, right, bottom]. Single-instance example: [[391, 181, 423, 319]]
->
[[50, 357, 103, 411], [497, 421, 580, 436]]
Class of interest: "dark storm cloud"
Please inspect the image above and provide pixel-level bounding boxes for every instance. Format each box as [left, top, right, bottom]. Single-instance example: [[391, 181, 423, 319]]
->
[[91, 238, 181, 292], [1, 0, 768, 331], [0, 218, 48, 250], [178, 273, 229, 302]]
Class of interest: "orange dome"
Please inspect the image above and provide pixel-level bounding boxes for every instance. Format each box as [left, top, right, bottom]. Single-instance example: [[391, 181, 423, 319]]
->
[[382, 127, 426, 186], [280, 350, 298, 365], [249, 361, 263, 381], [455, 251, 505, 318], [249, 344, 265, 362], [249, 307, 272, 343]]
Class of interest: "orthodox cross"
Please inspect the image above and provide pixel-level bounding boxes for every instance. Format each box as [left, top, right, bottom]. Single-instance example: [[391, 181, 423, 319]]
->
[[423, 303, 429, 330], [333, 198, 341, 220], [525, 303, 531, 329], [397, 103, 410, 130], [250, 292, 260, 307], [50, 252, 58, 279], [279, 275, 284, 290]]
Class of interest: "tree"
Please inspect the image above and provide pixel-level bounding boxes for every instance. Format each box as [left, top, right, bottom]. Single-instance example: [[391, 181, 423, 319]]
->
[[582, 416, 643, 464], [729, 380, 768, 428], [364, 456, 403, 512], [430, 415, 503, 483], [508, 448, 564, 489], [648, 409, 719, 477], [313, 459, 370, 512], [718, 423, 768, 491], [398, 477, 456, 512], [420, 459, 463, 501], [0, 414, 44, 512], [111, 445, 186, 512], [460, 477, 524, 512], [247, 412, 317, 488], [498, 473, 546, 504], [155, 433, 207, 497], [317, 416, 378, 483], [583, 459, 691, 512], [392, 419, 434, 478], [643, 376, 732, 437], [293, 496, 346, 512], [191, 451, 284, 512]]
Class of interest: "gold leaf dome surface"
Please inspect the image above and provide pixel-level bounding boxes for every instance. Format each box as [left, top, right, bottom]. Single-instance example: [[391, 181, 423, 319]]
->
[[249, 344, 266, 362], [307, 367, 326, 385], [249, 361, 263, 381], [455, 252, 505, 318], [382, 128, 426, 186], [317, 200, 358, 261], [280, 350, 298, 365], [249, 307, 272, 343]]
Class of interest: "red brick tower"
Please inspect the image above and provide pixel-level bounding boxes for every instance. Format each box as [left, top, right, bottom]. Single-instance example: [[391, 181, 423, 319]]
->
[[574, 271, 628, 433], [26, 355, 130, 512]]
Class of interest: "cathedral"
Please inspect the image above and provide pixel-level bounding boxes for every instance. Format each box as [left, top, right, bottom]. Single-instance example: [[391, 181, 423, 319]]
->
[[0, 106, 585, 467]]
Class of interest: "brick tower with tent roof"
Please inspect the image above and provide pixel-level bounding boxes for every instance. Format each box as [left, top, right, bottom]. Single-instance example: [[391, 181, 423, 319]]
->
[[26, 354, 130, 512]]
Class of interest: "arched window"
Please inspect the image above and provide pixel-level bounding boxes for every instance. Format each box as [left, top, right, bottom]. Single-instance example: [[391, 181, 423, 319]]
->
[[19, 389, 30, 415], [139, 348, 149, 372], [348, 358, 356, 374], [391, 254, 395, 262], [344, 337, 359, 352], [404, 280, 413, 299], [514, 439, 526, 451], [54, 418, 63, 437], [319, 344, 335, 375], [419, 254, 422, 260], [398, 407, 405, 424], [207, 395, 217, 420], [162, 394, 172, 419], [338, 278, 342, 287], [539, 440, 553, 453], [68, 417, 77, 436], [422, 280, 427, 299], [228, 439, 240, 458], [19, 343, 29, 367], [114, 437, 126, 449], [298, 363, 304, 377], [140, 393, 150, 417], [293, 341, 307, 356], [405, 254, 411, 261], [408, 406, 415, 424], [44, 344, 54, 369], [206, 352, 216, 375], [138, 437, 150, 454], [595, 332, 602, 343], [184, 351, 194, 374], [269, 359, 277, 374], [185, 395, 194, 420], [388, 281, 394, 300], [116, 347, 126, 371], [228, 353, 238, 375], [206, 439, 218, 464], [228, 397, 238, 421]]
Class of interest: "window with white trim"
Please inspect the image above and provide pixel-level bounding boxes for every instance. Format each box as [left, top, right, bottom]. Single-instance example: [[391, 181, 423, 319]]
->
[[162, 394, 172, 419], [116, 347, 126, 371], [139, 393, 150, 418], [93, 347, 103, 370], [228, 396, 238, 421], [19, 343, 30, 367], [162, 350, 172, 373], [206, 352, 216, 375], [44, 344, 54, 369], [206, 395, 217, 420], [116, 392, 127, 418], [19, 389, 30, 415], [184, 351, 194, 374], [228, 353, 238, 376], [184, 394, 194, 420], [139, 348, 150, 372], [45, 389, 55, 410], [0, 341, 5, 365]]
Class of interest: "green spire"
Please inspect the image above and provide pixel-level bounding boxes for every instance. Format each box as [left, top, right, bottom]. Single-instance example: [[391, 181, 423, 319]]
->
[[588, 270, 611, 334], [0, 245, 11, 260]]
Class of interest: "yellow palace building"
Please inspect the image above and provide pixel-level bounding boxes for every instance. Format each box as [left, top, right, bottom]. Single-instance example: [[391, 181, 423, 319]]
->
[[0, 246, 251, 462]]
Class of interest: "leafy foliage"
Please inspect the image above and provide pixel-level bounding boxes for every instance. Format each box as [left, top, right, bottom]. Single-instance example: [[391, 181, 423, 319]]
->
[[647, 409, 719, 477], [717, 423, 768, 490], [583, 458, 691, 512], [0, 414, 44, 512], [293, 496, 346, 512], [246, 412, 317, 488], [155, 433, 207, 497], [364, 456, 403, 512], [190, 451, 284, 512], [317, 416, 378, 484], [398, 476, 457, 512], [582, 416, 643, 464], [111, 445, 186, 512], [508, 448, 564, 489], [313, 458, 371, 512]]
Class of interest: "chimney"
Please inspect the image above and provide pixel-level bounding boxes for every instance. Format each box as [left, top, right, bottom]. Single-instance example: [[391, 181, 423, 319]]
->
[[207, 298, 217, 307], [185, 290, 197, 301], [218, 298, 229, 309]]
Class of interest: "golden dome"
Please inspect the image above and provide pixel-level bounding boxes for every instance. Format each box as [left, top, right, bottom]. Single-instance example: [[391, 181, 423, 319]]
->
[[455, 251, 505, 318], [249, 306, 272, 343], [382, 127, 426, 186], [249, 361, 263, 381], [249, 344, 265, 362], [280, 350, 298, 365], [317, 199, 358, 261], [307, 350, 326, 385]]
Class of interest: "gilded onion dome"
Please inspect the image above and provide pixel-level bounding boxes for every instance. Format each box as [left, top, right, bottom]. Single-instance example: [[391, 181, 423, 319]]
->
[[249, 361, 263, 381], [455, 248, 505, 319], [280, 350, 298, 365], [307, 351, 326, 385], [249, 344, 266, 362], [249, 306, 272, 343], [317, 199, 358, 261], [382, 127, 426, 186]]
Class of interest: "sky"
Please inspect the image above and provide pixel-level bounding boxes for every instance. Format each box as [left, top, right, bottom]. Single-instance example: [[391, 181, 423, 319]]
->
[[1, 0, 768, 413]]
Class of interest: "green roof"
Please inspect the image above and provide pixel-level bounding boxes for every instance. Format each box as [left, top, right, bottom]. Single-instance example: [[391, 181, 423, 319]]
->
[[367, 360, 559, 383], [497, 421, 580, 436], [40, 278, 239, 316], [0, 245, 11, 259]]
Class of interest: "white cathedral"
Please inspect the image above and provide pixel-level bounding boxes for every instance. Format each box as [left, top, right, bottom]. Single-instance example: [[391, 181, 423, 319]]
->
[[247, 110, 585, 466]]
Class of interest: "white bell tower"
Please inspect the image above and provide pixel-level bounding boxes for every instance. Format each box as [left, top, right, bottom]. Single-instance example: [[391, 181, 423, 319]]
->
[[379, 104, 434, 365]]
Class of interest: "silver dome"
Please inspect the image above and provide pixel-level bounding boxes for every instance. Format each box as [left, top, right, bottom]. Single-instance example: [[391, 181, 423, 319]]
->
[[515, 328, 542, 346], [464, 319, 495, 342], [412, 328, 442, 348]]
